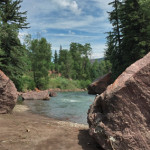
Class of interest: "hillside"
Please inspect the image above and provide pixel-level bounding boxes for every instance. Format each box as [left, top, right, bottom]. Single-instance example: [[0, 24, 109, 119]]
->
[[90, 58, 104, 64]]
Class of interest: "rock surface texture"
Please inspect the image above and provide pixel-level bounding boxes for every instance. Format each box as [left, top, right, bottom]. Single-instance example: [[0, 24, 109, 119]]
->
[[87, 53, 150, 150], [21, 90, 50, 100], [88, 73, 112, 95], [0, 70, 17, 114], [49, 90, 57, 97]]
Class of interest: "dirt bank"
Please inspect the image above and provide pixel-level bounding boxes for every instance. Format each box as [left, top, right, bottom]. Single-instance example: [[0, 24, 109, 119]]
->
[[0, 105, 101, 150]]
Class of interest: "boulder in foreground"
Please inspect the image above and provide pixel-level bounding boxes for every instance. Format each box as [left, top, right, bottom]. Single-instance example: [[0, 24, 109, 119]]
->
[[87, 53, 150, 150], [88, 73, 112, 95], [0, 70, 17, 114]]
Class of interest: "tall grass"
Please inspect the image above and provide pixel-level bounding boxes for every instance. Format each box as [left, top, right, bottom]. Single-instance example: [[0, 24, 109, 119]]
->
[[48, 77, 91, 90], [21, 74, 91, 91]]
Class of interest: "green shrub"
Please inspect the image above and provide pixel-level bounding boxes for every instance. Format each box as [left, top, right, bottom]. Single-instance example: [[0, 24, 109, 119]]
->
[[21, 75, 35, 92], [48, 77, 90, 90], [79, 80, 91, 89]]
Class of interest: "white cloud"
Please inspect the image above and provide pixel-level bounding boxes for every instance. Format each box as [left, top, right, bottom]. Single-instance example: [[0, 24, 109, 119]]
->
[[68, 30, 75, 35], [21, 0, 111, 33], [52, 0, 81, 15], [20, 0, 112, 59], [91, 52, 104, 59], [90, 43, 106, 59], [18, 32, 29, 43], [93, 0, 112, 11], [27, 14, 111, 35]]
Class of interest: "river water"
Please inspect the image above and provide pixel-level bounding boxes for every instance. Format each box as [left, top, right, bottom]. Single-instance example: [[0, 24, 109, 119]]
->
[[25, 92, 95, 124]]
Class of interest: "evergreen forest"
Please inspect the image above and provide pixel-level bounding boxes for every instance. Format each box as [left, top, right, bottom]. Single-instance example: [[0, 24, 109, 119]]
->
[[105, 0, 150, 79], [0, 0, 150, 91]]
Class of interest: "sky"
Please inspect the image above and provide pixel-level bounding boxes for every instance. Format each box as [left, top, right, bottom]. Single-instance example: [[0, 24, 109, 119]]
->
[[19, 0, 112, 59]]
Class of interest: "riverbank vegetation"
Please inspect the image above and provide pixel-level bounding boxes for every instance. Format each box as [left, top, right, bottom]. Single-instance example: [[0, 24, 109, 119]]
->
[[20, 39, 111, 91]]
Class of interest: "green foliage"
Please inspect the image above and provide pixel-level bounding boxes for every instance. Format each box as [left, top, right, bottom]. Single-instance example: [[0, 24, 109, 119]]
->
[[0, 24, 29, 91], [48, 77, 90, 90], [54, 50, 59, 72], [90, 60, 100, 80], [0, 0, 29, 91], [21, 75, 35, 92], [105, 0, 150, 80], [48, 77, 79, 90], [59, 49, 73, 78], [0, 0, 29, 29], [0, 26, 5, 67], [0, 0, 112, 91], [52, 42, 111, 86], [91, 60, 112, 80], [79, 80, 91, 89], [69, 42, 92, 80], [30, 38, 52, 90]]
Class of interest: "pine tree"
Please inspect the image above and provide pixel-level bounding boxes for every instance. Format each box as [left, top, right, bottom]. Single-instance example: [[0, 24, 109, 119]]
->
[[0, 24, 5, 67], [105, 0, 150, 80], [106, 0, 123, 79], [108, 0, 121, 48], [120, 0, 150, 68], [54, 50, 59, 72], [54, 50, 58, 64], [0, 0, 29, 90], [0, 0, 29, 28]]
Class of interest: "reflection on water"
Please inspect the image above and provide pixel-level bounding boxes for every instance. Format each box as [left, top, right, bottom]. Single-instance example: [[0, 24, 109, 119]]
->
[[25, 91, 95, 124]]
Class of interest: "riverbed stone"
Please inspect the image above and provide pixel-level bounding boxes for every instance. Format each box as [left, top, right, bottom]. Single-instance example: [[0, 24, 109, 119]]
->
[[49, 90, 57, 97], [88, 73, 112, 95], [0, 70, 17, 114], [87, 52, 150, 150], [21, 90, 50, 100]]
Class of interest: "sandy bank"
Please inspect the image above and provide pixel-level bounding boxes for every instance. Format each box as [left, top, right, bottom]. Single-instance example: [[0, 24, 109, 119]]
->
[[0, 104, 101, 150]]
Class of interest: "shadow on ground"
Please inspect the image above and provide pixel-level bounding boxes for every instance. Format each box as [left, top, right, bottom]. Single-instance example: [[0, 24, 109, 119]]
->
[[78, 129, 104, 150]]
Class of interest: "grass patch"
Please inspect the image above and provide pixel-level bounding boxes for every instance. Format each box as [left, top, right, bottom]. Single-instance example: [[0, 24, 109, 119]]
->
[[48, 77, 91, 90]]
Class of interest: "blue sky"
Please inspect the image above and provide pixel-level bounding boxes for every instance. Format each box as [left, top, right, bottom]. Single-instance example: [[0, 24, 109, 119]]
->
[[19, 0, 112, 58]]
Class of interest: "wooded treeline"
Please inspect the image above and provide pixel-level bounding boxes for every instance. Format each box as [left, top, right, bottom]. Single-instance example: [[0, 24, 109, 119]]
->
[[105, 0, 150, 80], [0, 0, 150, 91], [24, 37, 111, 90], [52, 43, 111, 81], [0, 0, 111, 91]]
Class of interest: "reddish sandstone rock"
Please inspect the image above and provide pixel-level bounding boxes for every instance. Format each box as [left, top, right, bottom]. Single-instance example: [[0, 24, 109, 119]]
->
[[21, 90, 50, 100], [87, 53, 150, 150], [88, 73, 112, 95], [0, 70, 17, 114], [49, 90, 57, 97]]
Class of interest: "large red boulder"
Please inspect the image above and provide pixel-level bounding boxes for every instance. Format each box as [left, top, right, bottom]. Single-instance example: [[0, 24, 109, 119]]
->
[[87, 53, 150, 150], [21, 90, 50, 100], [0, 70, 17, 114], [88, 73, 112, 95]]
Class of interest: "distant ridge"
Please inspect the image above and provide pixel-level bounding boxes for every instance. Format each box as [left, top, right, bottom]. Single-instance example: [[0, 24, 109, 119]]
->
[[90, 58, 104, 64]]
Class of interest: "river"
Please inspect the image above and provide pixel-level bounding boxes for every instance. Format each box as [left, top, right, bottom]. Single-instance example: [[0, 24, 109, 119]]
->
[[25, 91, 95, 124]]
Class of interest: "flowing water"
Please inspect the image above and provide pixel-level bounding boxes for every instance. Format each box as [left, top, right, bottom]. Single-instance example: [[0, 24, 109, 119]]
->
[[25, 91, 95, 124]]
